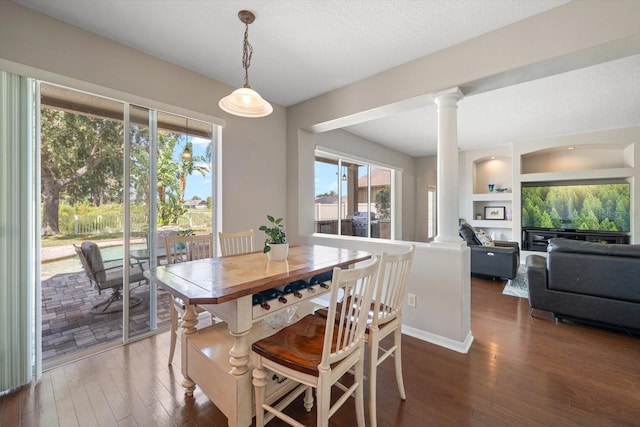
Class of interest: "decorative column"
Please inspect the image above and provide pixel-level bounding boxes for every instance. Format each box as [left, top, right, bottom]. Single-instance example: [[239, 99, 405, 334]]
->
[[432, 87, 464, 246]]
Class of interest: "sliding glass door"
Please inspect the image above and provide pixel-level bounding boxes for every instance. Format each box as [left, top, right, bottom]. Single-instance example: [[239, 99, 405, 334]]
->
[[39, 82, 215, 367], [40, 83, 128, 366], [127, 108, 214, 340]]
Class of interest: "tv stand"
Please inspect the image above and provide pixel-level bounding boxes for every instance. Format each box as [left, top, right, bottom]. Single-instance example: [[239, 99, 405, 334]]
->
[[522, 228, 629, 252]]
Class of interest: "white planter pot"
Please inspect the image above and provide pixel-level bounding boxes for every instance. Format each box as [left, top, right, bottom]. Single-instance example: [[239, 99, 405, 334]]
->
[[267, 243, 289, 261]]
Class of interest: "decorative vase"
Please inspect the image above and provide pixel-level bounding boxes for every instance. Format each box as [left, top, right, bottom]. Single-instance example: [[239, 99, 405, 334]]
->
[[267, 243, 289, 261]]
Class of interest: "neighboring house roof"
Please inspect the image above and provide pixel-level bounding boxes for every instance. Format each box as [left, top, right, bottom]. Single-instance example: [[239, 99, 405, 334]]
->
[[314, 196, 337, 204], [184, 199, 207, 208], [358, 168, 391, 188]]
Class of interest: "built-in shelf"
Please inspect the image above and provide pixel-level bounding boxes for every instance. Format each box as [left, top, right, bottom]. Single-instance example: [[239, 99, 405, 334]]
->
[[520, 144, 633, 174], [471, 193, 513, 201], [470, 220, 513, 229], [473, 155, 512, 194], [462, 131, 638, 247], [520, 167, 634, 183], [464, 153, 514, 240]]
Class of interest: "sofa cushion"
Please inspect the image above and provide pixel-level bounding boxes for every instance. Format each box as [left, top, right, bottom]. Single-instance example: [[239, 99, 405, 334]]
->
[[548, 238, 640, 258], [547, 239, 640, 303], [459, 222, 480, 246]]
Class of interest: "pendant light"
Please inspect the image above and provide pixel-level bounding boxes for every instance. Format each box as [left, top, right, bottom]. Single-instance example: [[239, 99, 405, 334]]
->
[[219, 10, 273, 118], [182, 120, 192, 160]]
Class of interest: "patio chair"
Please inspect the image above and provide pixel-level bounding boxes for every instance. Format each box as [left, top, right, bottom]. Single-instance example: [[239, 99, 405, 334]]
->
[[218, 229, 254, 256], [73, 241, 147, 314], [251, 257, 380, 427], [165, 233, 215, 365]]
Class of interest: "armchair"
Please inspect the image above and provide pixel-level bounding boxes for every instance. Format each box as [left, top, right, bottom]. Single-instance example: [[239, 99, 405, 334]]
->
[[459, 222, 520, 280]]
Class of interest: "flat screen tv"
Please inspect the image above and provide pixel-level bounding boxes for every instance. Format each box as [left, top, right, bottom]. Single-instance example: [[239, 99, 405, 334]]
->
[[521, 180, 630, 233]]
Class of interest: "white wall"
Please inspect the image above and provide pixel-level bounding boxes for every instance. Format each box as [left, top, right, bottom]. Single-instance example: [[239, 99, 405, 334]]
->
[[0, 1, 287, 235], [300, 235, 472, 353]]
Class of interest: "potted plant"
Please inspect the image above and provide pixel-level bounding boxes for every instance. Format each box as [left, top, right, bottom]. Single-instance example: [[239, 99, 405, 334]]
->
[[259, 215, 288, 261]]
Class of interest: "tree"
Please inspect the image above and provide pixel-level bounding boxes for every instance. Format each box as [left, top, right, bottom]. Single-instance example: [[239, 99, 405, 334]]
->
[[549, 207, 563, 228], [178, 140, 208, 204], [316, 191, 338, 198], [128, 123, 152, 223], [375, 185, 391, 219], [40, 108, 123, 235]]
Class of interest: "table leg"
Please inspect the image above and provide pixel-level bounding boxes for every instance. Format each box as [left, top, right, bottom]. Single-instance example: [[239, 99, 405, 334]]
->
[[180, 304, 199, 396], [228, 329, 251, 376]]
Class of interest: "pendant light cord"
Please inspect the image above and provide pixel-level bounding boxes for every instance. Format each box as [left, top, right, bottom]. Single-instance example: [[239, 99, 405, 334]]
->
[[242, 22, 253, 87]]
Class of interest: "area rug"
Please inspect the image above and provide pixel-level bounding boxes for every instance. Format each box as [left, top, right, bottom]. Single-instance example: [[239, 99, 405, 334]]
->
[[503, 265, 528, 299]]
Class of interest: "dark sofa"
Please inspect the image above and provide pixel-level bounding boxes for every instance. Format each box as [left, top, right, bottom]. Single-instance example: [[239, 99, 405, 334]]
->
[[459, 223, 520, 280], [526, 238, 640, 331]]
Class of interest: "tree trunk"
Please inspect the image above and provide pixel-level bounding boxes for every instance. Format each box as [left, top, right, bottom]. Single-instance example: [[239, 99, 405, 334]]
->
[[41, 174, 62, 236], [179, 170, 187, 203], [40, 136, 105, 235]]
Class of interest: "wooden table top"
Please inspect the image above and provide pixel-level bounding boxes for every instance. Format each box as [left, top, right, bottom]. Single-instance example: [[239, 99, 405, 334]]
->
[[144, 245, 371, 304]]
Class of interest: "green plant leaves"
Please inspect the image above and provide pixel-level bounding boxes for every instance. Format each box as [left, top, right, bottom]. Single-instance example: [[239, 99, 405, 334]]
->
[[261, 215, 287, 252]]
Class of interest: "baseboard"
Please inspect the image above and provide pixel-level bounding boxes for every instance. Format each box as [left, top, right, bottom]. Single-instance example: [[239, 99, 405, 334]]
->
[[401, 325, 474, 354]]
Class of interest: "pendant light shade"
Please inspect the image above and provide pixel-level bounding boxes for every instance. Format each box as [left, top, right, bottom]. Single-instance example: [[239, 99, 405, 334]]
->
[[219, 86, 273, 118], [219, 10, 273, 118]]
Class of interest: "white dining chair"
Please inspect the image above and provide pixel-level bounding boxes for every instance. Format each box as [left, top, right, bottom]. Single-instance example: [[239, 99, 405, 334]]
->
[[218, 229, 254, 256], [251, 257, 380, 427], [367, 244, 415, 427], [165, 233, 214, 365]]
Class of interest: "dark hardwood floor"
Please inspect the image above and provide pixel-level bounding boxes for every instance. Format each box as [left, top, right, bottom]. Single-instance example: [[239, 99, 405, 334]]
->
[[2, 276, 639, 426]]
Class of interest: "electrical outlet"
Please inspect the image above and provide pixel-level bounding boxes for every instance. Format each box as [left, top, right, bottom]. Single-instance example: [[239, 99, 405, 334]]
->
[[407, 293, 416, 307]]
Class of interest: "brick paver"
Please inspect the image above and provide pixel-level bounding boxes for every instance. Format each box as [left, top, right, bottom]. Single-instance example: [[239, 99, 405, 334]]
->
[[41, 269, 171, 365]]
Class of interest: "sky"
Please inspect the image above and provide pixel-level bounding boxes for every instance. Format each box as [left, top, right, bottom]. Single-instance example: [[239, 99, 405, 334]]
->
[[315, 161, 340, 197], [181, 136, 212, 200]]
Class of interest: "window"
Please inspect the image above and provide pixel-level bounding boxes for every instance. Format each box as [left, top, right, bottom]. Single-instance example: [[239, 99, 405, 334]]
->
[[314, 150, 394, 239]]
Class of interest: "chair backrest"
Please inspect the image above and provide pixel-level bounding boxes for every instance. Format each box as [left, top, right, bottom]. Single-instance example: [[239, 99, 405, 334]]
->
[[218, 229, 254, 256], [321, 257, 380, 368], [74, 243, 95, 284], [73, 241, 106, 285], [371, 244, 415, 328], [165, 233, 214, 264]]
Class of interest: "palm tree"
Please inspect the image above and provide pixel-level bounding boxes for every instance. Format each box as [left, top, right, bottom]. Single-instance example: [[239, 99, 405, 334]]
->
[[179, 140, 208, 203]]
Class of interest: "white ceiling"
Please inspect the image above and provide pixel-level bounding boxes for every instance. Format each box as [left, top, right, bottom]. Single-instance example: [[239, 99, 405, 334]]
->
[[12, 0, 640, 157]]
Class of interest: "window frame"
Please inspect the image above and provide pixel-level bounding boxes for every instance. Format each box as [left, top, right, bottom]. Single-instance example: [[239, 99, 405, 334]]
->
[[314, 146, 399, 240]]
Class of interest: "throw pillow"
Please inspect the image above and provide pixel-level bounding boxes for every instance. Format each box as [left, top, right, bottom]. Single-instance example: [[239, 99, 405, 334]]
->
[[474, 230, 495, 247]]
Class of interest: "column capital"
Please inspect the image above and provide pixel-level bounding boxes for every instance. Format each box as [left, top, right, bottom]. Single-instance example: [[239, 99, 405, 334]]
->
[[431, 87, 464, 105]]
